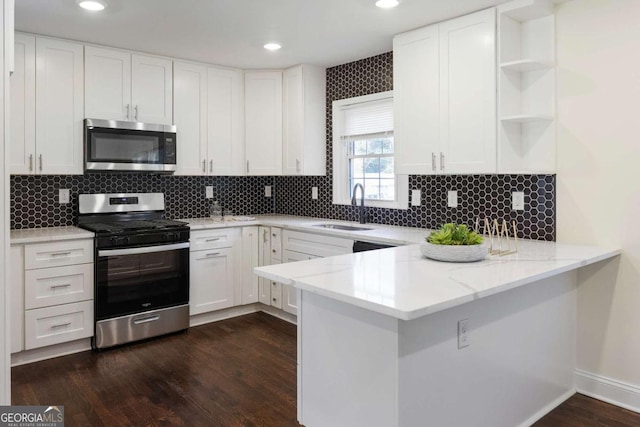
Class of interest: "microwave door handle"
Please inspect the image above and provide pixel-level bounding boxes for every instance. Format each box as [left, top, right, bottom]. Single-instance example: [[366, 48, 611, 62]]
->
[[98, 242, 190, 257]]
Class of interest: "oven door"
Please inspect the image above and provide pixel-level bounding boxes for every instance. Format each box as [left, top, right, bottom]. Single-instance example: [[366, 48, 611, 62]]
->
[[95, 242, 189, 320], [85, 119, 176, 173]]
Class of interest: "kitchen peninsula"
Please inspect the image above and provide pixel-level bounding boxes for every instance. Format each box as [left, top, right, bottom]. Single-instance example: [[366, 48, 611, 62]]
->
[[255, 240, 619, 427]]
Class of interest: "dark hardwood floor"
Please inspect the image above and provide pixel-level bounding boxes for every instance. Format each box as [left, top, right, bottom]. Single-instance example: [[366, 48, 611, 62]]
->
[[12, 312, 640, 427]]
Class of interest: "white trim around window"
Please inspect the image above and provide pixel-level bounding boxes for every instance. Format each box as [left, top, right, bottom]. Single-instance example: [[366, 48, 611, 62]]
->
[[332, 91, 409, 210]]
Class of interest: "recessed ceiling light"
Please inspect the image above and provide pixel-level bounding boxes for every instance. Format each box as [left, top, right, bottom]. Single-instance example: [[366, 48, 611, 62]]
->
[[375, 0, 399, 9], [264, 43, 282, 51], [76, 0, 107, 11]]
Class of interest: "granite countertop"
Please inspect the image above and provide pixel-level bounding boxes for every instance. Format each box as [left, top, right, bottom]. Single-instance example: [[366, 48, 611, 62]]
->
[[254, 240, 620, 321], [10, 226, 95, 244]]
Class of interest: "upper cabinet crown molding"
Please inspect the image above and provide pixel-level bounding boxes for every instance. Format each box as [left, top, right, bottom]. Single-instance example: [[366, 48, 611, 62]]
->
[[84, 46, 173, 125], [394, 8, 496, 175]]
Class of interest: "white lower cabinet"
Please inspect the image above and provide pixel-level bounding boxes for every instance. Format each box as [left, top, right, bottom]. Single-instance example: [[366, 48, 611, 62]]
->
[[282, 249, 320, 315], [241, 227, 260, 304], [16, 238, 95, 352], [189, 228, 241, 315]]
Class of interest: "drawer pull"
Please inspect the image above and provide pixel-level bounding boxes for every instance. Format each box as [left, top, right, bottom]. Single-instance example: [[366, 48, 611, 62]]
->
[[51, 251, 72, 257], [272, 249, 276, 253], [133, 316, 159, 325], [272, 298, 276, 302], [50, 322, 71, 329], [205, 238, 220, 242], [50, 284, 71, 289], [205, 252, 221, 257]]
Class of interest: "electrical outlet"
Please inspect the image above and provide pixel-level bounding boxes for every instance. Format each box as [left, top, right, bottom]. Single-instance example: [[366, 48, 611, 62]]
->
[[265, 186, 272, 197], [59, 189, 70, 204], [312, 187, 318, 200], [205, 186, 214, 199], [448, 190, 458, 208], [512, 192, 525, 211], [411, 189, 421, 207], [458, 319, 470, 349]]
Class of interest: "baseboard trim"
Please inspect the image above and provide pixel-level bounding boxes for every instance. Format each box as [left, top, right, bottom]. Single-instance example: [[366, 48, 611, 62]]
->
[[575, 369, 640, 414], [11, 338, 92, 367], [259, 304, 297, 325], [517, 388, 575, 427]]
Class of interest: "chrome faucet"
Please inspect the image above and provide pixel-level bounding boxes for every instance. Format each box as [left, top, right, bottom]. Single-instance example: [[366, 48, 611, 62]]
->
[[351, 183, 366, 224]]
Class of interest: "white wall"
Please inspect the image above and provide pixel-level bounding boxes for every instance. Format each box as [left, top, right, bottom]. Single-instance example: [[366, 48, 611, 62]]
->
[[556, 0, 640, 406]]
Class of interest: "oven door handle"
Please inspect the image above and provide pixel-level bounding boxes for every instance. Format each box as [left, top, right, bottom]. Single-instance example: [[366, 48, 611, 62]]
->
[[98, 242, 190, 257]]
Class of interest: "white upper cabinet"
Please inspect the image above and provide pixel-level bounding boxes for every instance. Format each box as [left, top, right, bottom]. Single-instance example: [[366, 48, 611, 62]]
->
[[393, 25, 440, 175], [244, 71, 283, 175], [173, 61, 208, 175], [283, 64, 326, 176], [439, 8, 496, 174], [208, 67, 245, 175], [35, 37, 84, 175], [131, 54, 173, 124], [84, 48, 172, 125], [394, 8, 496, 175], [10, 33, 35, 174], [84, 46, 131, 121]]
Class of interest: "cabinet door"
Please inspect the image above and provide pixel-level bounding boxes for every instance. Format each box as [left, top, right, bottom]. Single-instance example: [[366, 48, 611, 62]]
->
[[241, 227, 260, 304], [84, 46, 131, 121], [282, 250, 319, 315], [258, 227, 272, 305], [10, 33, 35, 174], [245, 71, 282, 175], [208, 67, 245, 175], [35, 37, 84, 174], [439, 8, 496, 173], [190, 247, 235, 315], [283, 66, 303, 175], [174, 61, 208, 175], [131, 54, 173, 125], [393, 25, 440, 175], [10, 246, 24, 354]]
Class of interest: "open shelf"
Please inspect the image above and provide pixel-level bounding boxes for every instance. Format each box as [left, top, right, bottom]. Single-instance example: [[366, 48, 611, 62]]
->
[[500, 59, 553, 72], [500, 0, 554, 22], [501, 114, 553, 123]]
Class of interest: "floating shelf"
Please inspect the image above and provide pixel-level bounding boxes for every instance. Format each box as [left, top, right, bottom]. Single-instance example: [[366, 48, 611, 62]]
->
[[500, 114, 554, 123], [500, 59, 553, 72]]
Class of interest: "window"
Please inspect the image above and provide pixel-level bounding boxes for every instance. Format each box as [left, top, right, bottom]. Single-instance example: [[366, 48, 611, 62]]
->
[[332, 91, 408, 209]]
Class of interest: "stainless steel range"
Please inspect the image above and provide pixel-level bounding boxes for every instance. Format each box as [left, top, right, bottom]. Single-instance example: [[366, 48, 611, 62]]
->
[[77, 193, 190, 349]]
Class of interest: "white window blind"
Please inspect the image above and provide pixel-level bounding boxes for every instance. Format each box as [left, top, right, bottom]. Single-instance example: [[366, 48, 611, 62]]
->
[[342, 98, 394, 140]]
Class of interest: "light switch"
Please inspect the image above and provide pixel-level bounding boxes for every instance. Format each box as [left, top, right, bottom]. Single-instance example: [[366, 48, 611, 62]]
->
[[59, 189, 70, 204], [447, 190, 458, 208], [312, 187, 318, 200], [205, 186, 214, 199], [512, 192, 525, 211], [411, 189, 421, 207], [265, 186, 272, 197]]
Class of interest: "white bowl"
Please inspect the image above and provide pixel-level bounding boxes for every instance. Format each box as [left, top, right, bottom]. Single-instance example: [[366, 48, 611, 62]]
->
[[420, 242, 488, 263]]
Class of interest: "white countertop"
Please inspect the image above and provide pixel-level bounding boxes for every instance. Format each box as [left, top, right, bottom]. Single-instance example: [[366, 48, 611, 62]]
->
[[181, 215, 429, 245], [10, 226, 95, 244], [254, 240, 620, 321]]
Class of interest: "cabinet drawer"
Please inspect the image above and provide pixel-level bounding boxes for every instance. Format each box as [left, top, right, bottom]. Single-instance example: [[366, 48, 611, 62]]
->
[[25, 239, 93, 270], [25, 264, 94, 309], [271, 227, 282, 259], [270, 281, 282, 309], [24, 300, 94, 350], [283, 230, 352, 258], [190, 228, 240, 252]]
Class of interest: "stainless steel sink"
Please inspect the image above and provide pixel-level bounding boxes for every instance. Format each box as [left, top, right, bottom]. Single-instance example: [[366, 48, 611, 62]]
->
[[313, 224, 372, 231]]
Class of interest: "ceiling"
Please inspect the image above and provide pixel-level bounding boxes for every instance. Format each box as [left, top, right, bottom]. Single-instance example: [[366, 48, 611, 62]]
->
[[16, 0, 514, 69]]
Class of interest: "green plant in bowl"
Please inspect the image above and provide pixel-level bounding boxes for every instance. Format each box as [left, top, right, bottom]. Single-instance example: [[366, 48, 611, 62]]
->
[[426, 223, 483, 246]]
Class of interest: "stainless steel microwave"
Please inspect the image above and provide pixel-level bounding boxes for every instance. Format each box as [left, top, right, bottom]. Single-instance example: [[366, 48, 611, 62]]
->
[[84, 119, 177, 173]]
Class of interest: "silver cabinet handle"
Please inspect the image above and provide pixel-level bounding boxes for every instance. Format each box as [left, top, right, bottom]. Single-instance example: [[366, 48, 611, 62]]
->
[[202, 160, 206, 174], [205, 238, 220, 242], [440, 152, 445, 172], [50, 283, 71, 289], [431, 152, 436, 172], [209, 160, 213, 173], [205, 252, 221, 257], [133, 316, 159, 325], [39, 154, 43, 172], [125, 104, 130, 120], [134, 105, 138, 121], [51, 322, 71, 329], [29, 154, 33, 172], [51, 251, 71, 257], [246, 160, 250, 174], [296, 159, 301, 173]]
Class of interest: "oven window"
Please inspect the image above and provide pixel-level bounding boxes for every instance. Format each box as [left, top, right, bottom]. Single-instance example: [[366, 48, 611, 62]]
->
[[90, 132, 162, 164], [96, 247, 189, 319]]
